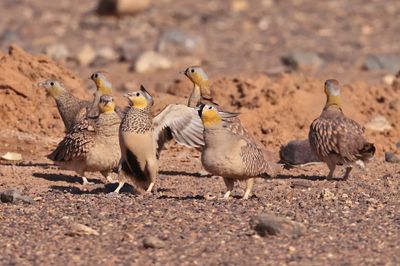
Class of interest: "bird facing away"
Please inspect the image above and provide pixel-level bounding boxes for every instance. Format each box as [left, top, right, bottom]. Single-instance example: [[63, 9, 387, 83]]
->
[[198, 104, 281, 199], [184, 66, 214, 107], [308, 79, 375, 180], [41, 80, 91, 132], [48, 95, 121, 185], [115, 85, 204, 194]]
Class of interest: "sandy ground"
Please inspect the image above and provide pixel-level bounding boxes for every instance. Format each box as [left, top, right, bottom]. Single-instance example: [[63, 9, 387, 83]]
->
[[0, 0, 399, 265]]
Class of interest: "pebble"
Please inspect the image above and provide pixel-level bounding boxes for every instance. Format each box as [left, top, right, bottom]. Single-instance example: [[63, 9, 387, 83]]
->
[[320, 189, 335, 201], [44, 44, 70, 61], [118, 41, 140, 62], [250, 214, 306, 238], [365, 116, 392, 132], [0, 189, 34, 204], [385, 152, 400, 163], [67, 223, 99, 236], [281, 51, 324, 71], [363, 54, 400, 72], [97, 0, 151, 16], [383, 75, 395, 85], [143, 236, 165, 249], [134, 51, 172, 73], [156, 29, 205, 57]]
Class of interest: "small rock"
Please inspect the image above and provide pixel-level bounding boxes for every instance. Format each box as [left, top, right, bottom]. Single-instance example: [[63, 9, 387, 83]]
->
[[363, 54, 400, 72], [143, 236, 165, 249], [156, 29, 206, 57], [320, 188, 335, 201], [76, 45, 96, 66], [280, 139, 320, 165], [231, 0, 249, 12], [250, 214, 306, 238], [97, 0, 150, 16], [44, 44, 70, 61], [96, 47, 118, 61], [365, 116, 392, 132], [1, 152, 22, 161], [1, 189, 34, 204], [383, 74, 395, 85], [396, 142, 400, 149], [92, 47, 119, 66], [281, 51, 324, 71], [134, 51, 172, 73], [385, 152, 400, 163], [67, 223, 99, 236]]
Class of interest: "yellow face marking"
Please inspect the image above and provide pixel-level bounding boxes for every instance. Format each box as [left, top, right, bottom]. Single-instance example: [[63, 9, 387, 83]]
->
[[325, 95, 341, 107], [201, 108, 222, 127], [190, 72, 210, 88], [129, 95, 148, 109], [95, 78, 112, 95], [99, 102, 115, 113], [47, 84, 63, 98]]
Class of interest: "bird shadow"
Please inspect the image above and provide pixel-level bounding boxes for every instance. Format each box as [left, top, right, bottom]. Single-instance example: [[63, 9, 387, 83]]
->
[[32, 172, 102, 184], [1, 162, 55, 168], [157, 194, 205, 200], [275, 174, 344, 181], [159, 170, 212, 178], [49, 183, 134, 195]]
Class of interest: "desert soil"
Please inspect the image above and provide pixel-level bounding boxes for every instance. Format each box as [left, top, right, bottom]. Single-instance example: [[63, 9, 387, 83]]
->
[[0, 0, 399, 265]]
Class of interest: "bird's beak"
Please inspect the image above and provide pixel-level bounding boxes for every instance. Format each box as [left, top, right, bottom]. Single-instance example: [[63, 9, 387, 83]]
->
[[37, 81, 45, 87], [123, 93, 130, 98], [178, 70, 185, 74]]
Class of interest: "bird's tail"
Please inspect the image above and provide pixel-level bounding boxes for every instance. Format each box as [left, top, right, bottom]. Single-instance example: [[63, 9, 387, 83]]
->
[[359, 142, 376, 161]]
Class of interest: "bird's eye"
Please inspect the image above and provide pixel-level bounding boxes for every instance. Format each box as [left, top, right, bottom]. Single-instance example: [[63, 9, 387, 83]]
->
[[208, 106, 212, 110], [94, 74, 98, 78], [191, 69, 195, 73], [136, 92, 140, 96], [50, 82, 54, 86]]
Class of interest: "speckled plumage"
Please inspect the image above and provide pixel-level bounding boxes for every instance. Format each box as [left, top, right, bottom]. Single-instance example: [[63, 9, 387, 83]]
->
[[55, 92, 91, 131], [48, 95, 121, 184], [200, 105, 281, 199], [308, 79, 375, 179]]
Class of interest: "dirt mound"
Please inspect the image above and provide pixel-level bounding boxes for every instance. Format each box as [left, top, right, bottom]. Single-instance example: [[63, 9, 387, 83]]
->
[[0, 45, 88, 136], [168, 73, 399, 156]]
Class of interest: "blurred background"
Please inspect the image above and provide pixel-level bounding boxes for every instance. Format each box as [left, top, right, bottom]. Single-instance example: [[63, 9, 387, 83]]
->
[[1, 0, 400, 89]]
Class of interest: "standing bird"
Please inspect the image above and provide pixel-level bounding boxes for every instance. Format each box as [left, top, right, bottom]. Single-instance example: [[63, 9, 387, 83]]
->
[[184, 66, 214, 107], [115, 85, 204, 194], [198, 104, 281, 199], [308, 79, 375, 180], [41, 80, 91, 132], [48, 95, 121, 185]]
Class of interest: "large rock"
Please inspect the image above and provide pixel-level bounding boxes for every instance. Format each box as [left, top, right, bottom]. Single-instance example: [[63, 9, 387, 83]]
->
[[250, 214, 306, 238], [281, 51, 324, 71], [280, 139, 320, 165], [44, 44, 70, 61], [363, 54, 400, 72], [97, 0, 150, 16], [0, 189, 34, 204]]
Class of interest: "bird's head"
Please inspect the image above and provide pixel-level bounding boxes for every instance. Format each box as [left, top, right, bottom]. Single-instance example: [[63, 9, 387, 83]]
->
[[184, 66, 209, 88], [40, 80, 66, 99], [90, 71, 113, 95], [124, 85, 154, 109], [98, 95, 115, 113], [197, 104, 222, 128], [324, 79, 341, 107]]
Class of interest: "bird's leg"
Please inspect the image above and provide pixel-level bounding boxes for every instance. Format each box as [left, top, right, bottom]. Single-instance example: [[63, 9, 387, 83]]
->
[[113, 181, 125, 193], [223, 177, 234, 199], [100, 170, 115, 183], [80, 170, 94, 185], [146, 182, 155, 193], [342, 166, 353, 180], [326, 161, 336, 180], [243, 178, 254, 200]]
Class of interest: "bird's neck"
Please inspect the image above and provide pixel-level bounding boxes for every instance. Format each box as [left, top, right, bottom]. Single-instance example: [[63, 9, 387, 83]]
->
[[188, 84, 201, 107], [325, 95, 341, 109]]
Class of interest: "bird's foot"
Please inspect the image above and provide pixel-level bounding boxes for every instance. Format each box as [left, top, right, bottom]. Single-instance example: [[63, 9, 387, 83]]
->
[[82, 177, 94, 185]]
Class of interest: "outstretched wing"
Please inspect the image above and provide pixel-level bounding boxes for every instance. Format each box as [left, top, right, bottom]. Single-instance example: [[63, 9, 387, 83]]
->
[[153, 104, 204, 156]]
